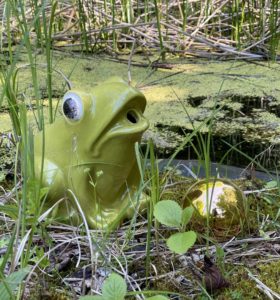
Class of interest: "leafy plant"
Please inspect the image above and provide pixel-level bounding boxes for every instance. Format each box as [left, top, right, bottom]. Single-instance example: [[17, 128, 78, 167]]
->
[[0, 267, 30, 300], [154, 200, 197, 254], [79, 273, 169, 300]]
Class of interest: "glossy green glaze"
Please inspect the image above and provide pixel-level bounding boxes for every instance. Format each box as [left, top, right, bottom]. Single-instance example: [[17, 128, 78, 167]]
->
[[34, 77, 149, 228]]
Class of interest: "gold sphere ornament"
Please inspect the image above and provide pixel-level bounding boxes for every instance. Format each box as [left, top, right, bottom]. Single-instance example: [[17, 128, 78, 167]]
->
[[185, 178, 245, 227]]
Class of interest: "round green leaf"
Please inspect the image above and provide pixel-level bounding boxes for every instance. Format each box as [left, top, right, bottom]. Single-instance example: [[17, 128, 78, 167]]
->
[[154, 200, 182, 227], [166, 231, 197, 254], [181, 206, 194, 227], [102, 273, 127, 300]]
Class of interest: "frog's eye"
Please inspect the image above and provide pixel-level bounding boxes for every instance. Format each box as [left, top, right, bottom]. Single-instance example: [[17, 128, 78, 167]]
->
[[62, 92, 83, 121]]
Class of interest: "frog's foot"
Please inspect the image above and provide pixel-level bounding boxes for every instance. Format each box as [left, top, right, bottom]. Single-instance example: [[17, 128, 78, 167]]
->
[[124, 192, 149, 220], [85, 193, 148, 229], [85, 209, 123, 229]]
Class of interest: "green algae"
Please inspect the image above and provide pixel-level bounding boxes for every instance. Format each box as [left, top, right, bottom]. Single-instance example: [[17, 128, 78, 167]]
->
[[0, 114, 12, 132], [11, 51, 280, 104], [1, 52, 280, 164], [2, 52, 280, 121]]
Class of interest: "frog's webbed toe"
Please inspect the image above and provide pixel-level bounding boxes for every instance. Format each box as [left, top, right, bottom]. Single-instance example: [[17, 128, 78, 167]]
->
[[83, 193, 147, 229]]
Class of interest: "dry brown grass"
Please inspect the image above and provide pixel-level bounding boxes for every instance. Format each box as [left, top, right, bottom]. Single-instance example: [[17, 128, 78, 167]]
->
[[0, 0, 279, 60]]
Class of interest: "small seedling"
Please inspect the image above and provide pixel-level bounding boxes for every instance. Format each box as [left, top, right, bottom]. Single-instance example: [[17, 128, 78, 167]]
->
[[154, 200, 197, 254], [80, 273, 169, 300]]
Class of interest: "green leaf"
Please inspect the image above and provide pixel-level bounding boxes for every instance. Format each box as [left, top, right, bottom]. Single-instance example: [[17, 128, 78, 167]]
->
[[146, 296, 169, 300], [215, 245, 225, 261], [0, 204, 18, 220], [154, 200, 182, 227], [181, 206, 194, 227], [102, 273, 127, 300], [0, 267, 30, 300], [262, 195, 280, 206], [80, 296, 103, 300], [166, 231, 197, 254], [265, 180, 278, 189], [32, 247, 50, 268], [0, 172, 5, 182]]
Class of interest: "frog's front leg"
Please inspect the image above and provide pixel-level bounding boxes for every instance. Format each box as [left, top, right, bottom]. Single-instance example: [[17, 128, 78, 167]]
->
[[68, 168, 146, 228], [34, 157, 77, 223], [68, 177, 123, 228], [81, 194, 148, 229], [66, 167, 119, 228]]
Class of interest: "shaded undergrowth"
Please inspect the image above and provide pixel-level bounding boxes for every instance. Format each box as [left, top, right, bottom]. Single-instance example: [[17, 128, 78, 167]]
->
[[0, 162, 279, 299]]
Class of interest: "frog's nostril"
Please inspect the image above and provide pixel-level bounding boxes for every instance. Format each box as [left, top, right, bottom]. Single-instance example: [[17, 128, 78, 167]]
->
[[127, 110, 139, 124]]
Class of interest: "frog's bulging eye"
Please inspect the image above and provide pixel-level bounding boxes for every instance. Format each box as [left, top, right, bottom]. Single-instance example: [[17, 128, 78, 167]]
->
[[62, 93, 83, 121]]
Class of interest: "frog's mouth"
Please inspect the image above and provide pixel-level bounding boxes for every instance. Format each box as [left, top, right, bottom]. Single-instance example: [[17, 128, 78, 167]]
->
[[91, 104, 149, 158]]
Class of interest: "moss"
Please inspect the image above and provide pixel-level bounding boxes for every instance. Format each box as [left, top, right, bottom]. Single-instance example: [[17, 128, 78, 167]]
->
[[0, 134, 16, 187], [217, 260, 280, 299], [158, 173, 280, 240], [28, 284, 72, 300]]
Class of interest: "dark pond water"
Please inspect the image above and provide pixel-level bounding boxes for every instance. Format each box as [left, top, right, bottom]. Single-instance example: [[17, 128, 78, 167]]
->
[[158, 159, 276, 181]]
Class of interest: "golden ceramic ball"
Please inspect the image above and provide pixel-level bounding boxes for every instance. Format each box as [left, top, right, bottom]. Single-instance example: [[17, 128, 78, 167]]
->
[[185, 179, 245, 225]]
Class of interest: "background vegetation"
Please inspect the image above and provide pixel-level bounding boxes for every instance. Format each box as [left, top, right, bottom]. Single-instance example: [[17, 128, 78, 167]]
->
[[0, 1, 279, 299], [0, 0, 279, 60]]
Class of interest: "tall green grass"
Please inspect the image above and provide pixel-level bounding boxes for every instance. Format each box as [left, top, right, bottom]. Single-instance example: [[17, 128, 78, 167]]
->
[[268, 0, 279, 60], [144, 141, 160, 283], [42, 1, 57, 123], [77, 0, 91, 53], [0, 0, 57, 297], [153, 0, 165, 60], [1, 1, 279, 60]]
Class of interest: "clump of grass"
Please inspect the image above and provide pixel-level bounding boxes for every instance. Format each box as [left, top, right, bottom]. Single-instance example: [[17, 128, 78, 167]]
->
[[0, 0, 60, 298]]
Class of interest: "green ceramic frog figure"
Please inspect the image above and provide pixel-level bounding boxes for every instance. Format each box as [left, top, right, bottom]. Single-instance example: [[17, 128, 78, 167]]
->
[[34, 77, 149, 228]]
